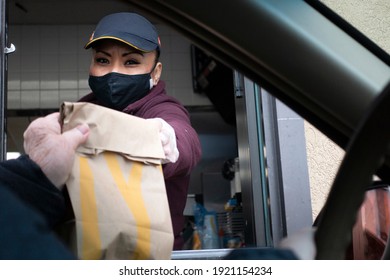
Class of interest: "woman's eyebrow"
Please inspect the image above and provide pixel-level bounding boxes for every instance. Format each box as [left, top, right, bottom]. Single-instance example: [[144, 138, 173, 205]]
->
[[122, 50, 144, 57], [94, 49, 145, 57], [95, 49, 111, 57]]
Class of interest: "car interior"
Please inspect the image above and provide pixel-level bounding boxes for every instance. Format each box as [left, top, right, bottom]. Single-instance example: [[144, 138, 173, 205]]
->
[[2, 0, 390, 260]]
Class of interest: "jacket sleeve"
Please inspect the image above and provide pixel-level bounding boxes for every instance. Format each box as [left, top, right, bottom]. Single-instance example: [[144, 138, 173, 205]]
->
[[156, 103, 202, 179], [0, 186, 75, 259], [0, 155, 66, 228]]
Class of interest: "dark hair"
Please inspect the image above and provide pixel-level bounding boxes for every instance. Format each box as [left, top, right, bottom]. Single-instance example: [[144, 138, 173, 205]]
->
[[155, 48, 161, 63]]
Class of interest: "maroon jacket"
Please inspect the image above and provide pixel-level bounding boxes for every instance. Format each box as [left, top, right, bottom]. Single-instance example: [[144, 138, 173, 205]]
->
[[79, 81, 202, 250]]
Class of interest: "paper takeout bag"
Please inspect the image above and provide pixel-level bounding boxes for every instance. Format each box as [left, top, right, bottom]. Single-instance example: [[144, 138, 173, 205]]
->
[[60, 102, 173, 260]]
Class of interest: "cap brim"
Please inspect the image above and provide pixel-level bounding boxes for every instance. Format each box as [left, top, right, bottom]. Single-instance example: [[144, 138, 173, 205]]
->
[[84, 35, 158, 52]]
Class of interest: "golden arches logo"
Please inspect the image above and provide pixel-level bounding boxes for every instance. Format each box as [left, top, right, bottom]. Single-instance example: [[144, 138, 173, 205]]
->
[[79, 153, 151, 259]]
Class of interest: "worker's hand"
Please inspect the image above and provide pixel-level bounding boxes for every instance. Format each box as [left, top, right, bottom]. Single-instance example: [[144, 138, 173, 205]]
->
[[23, 112, 89, 189], [147, 118, 179, 164]]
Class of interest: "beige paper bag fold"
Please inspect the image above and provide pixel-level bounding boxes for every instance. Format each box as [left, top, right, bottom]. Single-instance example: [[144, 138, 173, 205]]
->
[[61, 101, 165, 164], [60, 102, 173, 260]]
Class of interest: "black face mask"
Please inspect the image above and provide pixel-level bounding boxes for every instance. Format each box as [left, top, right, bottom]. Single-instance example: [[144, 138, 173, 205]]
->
[[88, 72, 153, 111]]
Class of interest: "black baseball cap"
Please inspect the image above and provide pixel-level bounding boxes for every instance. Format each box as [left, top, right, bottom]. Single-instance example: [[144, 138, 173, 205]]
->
[[84, 12, 161, 52]]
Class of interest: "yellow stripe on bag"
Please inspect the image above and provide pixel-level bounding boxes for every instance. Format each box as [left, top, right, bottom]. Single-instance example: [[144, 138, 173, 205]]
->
[[79, 156, 102, 259], [104, 152, 151, 259]]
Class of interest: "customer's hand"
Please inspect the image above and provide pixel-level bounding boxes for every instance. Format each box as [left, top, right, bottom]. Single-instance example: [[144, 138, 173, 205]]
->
[[147, 118, 179, 164], [23, 112, 89, 189]]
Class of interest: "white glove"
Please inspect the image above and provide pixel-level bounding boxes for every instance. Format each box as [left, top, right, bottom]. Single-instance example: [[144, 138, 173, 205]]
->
[[278, 227, 316, 260], [147, 118, 179, 164]]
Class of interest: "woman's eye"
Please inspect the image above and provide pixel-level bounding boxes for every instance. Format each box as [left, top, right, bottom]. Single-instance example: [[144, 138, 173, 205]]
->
[[95, 57, 109, 64], [125, 59, 139, 66]]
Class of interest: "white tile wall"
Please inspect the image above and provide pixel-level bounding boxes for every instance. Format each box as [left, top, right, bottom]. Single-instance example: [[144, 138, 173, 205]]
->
[[7, 23, 211, 109]]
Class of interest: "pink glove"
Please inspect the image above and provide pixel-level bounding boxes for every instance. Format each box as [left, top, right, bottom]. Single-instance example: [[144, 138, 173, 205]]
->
[[147, 118, 179, 164], [23, 112, 90, 189]]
